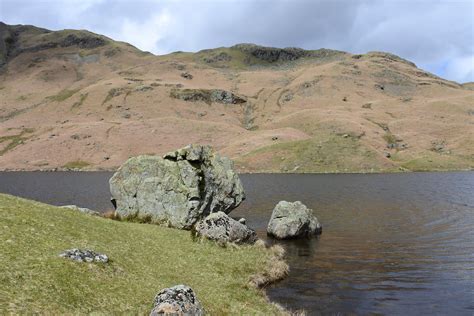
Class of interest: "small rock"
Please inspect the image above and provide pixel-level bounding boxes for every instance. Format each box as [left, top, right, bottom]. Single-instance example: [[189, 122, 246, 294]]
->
[[194, 212, 257, 245], [271, 136, 279, 141], [180, 72, 193, 80], [238, 218, 246, 225], [384, 152, 391, 158], [134, 85, 153, 92], [59, 248, 109, 263], [60, 205, 100, 216], [267, 201, 322, 239], [150, 285, 203, 316]]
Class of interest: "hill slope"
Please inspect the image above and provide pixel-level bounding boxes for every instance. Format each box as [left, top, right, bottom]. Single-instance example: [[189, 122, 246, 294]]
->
[[0, 193, 284, 314], [0, 23, 473, 172]]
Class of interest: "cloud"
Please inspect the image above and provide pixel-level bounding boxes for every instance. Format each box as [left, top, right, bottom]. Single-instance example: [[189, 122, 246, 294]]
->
[[444, 55, 474, 83], [0, 0, 472, 82], [117, 11, 172, 54]]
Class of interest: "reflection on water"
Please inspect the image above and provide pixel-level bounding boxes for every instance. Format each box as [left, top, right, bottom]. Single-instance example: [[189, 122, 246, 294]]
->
[[1, 172, 473, 314]]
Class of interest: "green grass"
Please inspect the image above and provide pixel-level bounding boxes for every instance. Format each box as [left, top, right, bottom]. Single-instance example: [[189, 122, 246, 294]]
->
[[398, 152, 474, 171], [0, 128, 35, 156], [62, 160, 91, 170], [0, 194, 284, 314], [71, 93, 88, 109], [237, 135, 392, 173], [383, 132, 397, 145], [47, 89, 80, 102], [102, 88, 130, 105]]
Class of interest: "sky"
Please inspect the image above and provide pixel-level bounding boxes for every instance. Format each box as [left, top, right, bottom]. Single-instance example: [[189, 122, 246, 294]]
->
[[1, 0, 473, 83]]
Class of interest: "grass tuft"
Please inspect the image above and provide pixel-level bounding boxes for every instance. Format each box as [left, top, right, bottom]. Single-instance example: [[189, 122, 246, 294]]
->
[[47, 89, 80, 102], [0, 128, 35, 156], [62, 160, 91, 169]]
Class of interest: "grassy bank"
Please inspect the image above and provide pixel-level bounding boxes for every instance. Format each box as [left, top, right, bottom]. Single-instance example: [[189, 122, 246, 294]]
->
[[0, 194, 286, 314]]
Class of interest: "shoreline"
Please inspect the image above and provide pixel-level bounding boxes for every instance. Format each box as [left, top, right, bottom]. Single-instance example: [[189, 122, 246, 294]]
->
[[0, 193, 290, 314], [1, 168, 472, 174]]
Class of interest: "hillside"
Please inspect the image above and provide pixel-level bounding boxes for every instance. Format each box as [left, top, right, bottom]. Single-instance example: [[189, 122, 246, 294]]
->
[[0, 23, 473, 172]]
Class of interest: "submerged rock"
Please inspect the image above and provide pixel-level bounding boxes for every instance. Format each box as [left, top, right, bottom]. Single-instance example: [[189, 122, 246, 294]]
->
[[60, 205, 100, 216], [150, 285, 203, 316], [267, 201, 322, 239], [194, 211, 257, 245], [59, 248, 109, 263], [109, 144, 245, 229]]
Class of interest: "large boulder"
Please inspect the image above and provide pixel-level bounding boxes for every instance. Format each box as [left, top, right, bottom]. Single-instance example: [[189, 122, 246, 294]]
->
[[109, 145, 245, 229], [267, 201, 322, 239], [150, 285, 203, 315], [194, 211, 257, 245]]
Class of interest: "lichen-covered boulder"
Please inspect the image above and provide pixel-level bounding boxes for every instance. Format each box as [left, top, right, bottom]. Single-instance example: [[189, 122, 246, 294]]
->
[[109, 144, 245, 229], [150, 285, 203, 316], [267, 201, 322, 239], [194, 211, 257, 245]]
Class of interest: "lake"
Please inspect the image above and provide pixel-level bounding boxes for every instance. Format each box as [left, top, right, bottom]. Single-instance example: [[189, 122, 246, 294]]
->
[[1, 171, 473, 315]]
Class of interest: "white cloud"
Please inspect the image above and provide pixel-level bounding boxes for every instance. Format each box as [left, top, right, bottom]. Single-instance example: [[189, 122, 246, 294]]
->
[[445, 55, 474, 83], [117, 10, 172, 54]]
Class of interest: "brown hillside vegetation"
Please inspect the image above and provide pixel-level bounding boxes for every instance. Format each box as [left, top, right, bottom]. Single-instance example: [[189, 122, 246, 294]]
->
[[1, 23, 473, 172]]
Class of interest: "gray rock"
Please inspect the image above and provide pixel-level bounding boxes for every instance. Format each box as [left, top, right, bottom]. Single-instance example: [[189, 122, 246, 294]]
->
[[59, 248, 109, 263], [267, 201, 322, 239], [194, 212, 257, 245], [60, 205, 100, 216], [150, 285, 203, 316], [180, 72, 193, 80], [170, 88, 246, 104], [110, 144, 245, 229]]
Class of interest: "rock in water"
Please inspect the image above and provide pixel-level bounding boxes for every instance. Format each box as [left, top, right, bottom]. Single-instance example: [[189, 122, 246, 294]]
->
[[267, 201, 322, 239], [150, 285, 203, 316], [109, 144, 245, 229], [194, 211, 257, 245]]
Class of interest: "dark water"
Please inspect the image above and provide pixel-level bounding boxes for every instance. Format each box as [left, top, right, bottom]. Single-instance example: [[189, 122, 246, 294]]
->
[[1, 172, 473, 315]]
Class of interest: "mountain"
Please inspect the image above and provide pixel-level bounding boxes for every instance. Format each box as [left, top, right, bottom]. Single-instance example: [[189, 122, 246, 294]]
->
[[0, 23, 473, 172]]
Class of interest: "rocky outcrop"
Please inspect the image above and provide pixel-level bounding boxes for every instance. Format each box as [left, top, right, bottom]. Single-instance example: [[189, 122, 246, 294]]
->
[[59, 248, 109, 263], [194, 211, 257, 245], [150, 285, 203, 316], [109, 144, 245, 229], [267, 201, 322, 239], [203, 51, 232, 63], [60, 205, 100, 216], [170, 88, 246, 104], [234, 44, 308, 62], [0, 23, 107, 67], [233, 44, 346, 64]]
